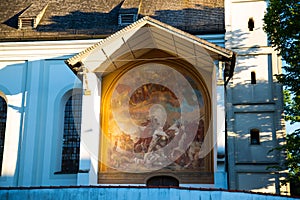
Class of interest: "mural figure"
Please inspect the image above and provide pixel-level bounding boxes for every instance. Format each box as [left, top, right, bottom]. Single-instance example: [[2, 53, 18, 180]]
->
[[101, 64, 206, 172]]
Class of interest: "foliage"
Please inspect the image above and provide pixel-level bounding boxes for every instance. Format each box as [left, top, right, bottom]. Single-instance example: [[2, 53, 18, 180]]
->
[[263, 0, 299, 70], [263, 0, 300, 122], [283, 90, 300, 123], [268, 129, 300, 194], [263, 0, 300, 194]]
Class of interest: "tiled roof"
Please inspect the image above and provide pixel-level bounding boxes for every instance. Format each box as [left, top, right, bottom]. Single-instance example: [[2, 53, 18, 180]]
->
[[0, 0, 225, 41], [65, 16, 233, 67]]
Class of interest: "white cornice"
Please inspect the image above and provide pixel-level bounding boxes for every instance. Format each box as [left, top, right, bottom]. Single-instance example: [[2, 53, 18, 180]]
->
[[0, 39, 102, 61]]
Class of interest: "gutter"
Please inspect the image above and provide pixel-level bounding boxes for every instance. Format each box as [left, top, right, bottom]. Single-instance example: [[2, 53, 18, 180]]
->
[[224, 52, 236, 86]]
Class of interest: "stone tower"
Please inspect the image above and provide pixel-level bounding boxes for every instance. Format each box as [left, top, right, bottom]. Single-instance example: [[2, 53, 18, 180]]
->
[[225, 0, 287, 194]]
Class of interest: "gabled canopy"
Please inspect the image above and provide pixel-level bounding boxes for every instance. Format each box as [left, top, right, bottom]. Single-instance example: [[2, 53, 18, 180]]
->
[[65, 16, 235, 81]]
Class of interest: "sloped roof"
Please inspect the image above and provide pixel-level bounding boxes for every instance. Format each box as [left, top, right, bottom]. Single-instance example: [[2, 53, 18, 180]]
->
[[65, 17, 235, 80], [0, 0, 225, 41]]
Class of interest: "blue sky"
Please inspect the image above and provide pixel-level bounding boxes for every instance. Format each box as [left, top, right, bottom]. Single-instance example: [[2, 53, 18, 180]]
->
[[286, 121, 300, 133]]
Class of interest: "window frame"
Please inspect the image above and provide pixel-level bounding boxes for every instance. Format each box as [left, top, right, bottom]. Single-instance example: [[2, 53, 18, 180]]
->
[[56, 92, 82, 174], [118, 14, 138, 26]]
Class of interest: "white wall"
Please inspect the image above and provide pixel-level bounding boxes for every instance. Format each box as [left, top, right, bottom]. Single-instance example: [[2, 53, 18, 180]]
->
[[0, 35, 229, 189], [0, 39, 101, 186], [225, 0, 268, 48], [0, 60, 25, 186], [225, 0, 286, 194]]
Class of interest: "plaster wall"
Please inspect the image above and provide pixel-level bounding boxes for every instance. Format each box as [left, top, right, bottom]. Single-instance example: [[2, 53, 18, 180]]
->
[[0, 187, 295, 200], [0, 40, 101, 186], [225, 0, 286, 194], [0, 37, 228, 188]]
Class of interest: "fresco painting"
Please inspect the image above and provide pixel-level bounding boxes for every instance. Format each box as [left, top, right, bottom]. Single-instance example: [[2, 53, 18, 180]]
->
[[100, 64, 206, 173]]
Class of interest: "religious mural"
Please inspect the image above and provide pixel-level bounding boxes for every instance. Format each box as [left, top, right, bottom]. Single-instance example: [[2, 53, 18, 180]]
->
[[100, 63, 207, 174]]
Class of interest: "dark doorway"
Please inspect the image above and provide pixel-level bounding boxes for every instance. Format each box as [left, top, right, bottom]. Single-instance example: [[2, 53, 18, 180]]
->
[[146, 176, 179, 187]]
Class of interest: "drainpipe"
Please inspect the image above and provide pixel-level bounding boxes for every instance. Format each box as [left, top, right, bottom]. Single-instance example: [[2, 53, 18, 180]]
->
[[224, 53, 236, 189]]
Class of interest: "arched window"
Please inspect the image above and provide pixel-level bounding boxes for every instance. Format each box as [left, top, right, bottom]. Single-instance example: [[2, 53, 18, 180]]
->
[[146, 176, 179, 187], [0, 96, 7, 175], [61, 93, 82, 173]]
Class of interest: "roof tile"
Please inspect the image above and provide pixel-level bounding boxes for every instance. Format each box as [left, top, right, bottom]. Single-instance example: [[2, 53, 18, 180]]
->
[[0, 0, 224, 41]]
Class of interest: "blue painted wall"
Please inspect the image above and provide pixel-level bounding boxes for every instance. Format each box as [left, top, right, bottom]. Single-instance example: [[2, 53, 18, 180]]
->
[[0, 187, 296, 200]]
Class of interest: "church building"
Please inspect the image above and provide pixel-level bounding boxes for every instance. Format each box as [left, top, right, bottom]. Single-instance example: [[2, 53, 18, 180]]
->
[[0, 0, 288, 195]]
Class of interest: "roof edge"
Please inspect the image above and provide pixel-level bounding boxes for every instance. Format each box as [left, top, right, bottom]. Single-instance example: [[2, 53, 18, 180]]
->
[[65, 16, 235, 70], [65, 17, 149, 67]]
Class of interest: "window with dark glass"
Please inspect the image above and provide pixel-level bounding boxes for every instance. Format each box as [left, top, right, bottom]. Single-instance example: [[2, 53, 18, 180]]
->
[[0, 97, 7, 175], [61, 93, 82, 173], [250, 128, 260, 145]]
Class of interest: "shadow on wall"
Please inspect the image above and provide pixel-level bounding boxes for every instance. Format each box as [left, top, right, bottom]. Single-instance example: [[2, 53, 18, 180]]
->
[[237, 172, 283, 192], [226, 29, 249, 49], [226, 79, 286, 193], [0, 61, 28, 186], [226, 29, 267, 85], [226, 29, 261, 53], [0, 62, 27, 97], [230, 82, 280, 103], [234, 55, 257, 75], [228, 111, 286, 193], [0, 57, 81, 186]]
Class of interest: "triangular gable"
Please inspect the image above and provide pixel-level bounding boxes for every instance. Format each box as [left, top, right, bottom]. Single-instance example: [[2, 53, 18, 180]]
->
[[65, 16, 235, 81]]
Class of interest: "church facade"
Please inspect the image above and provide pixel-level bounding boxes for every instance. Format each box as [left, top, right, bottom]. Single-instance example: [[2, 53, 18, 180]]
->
[[0, 0, 288, 194]]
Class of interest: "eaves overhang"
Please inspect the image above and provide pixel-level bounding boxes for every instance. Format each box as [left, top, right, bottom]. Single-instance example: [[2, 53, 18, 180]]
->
[[65, 16, 235, 82]]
